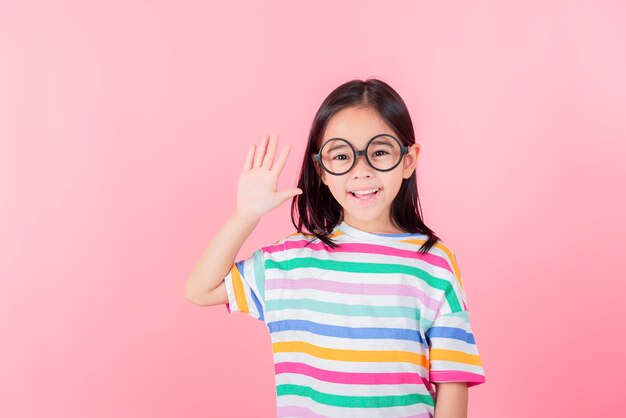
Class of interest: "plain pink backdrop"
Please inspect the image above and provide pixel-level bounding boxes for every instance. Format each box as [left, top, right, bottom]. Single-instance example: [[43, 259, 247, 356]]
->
[[1, 0, 625, 417]]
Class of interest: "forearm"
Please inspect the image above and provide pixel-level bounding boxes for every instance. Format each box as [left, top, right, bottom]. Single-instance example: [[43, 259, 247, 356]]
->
[[185, 210, 261, 303], [433, 382, 468, 418]]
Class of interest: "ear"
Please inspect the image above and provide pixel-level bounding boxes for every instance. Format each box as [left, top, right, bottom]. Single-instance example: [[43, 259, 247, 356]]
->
[[402, 144, 420, 179]]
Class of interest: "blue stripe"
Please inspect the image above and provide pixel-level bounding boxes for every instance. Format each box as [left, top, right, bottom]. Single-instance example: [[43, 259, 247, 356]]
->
[[251, 289, 264, 321], [267, 319, 424, 343], [235, 260, 245, 274], [426, 326, 475, 344], [235, 259, 265, 321]]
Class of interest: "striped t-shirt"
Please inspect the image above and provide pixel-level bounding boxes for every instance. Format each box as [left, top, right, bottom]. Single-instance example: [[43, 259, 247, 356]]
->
[[223, 220, 486, 417]]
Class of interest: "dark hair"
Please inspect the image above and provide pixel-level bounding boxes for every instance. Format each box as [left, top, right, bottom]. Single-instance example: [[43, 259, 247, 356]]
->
[[290, 77, 440, 254]]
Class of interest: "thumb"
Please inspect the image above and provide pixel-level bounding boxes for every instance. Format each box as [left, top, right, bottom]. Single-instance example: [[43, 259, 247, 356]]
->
[[278, 188, 303, 202]]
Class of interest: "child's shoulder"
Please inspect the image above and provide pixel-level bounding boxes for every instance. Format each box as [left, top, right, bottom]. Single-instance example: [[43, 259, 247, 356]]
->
[[386, 233, 461, 278], [259, 229, 319, 252], [420, 235, 457, 260], [420, 236, 465, 287]]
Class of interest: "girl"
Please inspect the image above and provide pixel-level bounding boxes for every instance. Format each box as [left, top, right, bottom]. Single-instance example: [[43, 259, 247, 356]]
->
[[185, 78, 486, 418]]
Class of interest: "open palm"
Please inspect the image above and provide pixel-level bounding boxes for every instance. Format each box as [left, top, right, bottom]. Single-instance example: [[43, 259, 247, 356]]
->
[[236, 133, 302, 219]]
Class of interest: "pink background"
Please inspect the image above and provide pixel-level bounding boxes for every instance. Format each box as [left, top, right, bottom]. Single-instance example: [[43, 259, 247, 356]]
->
[[1, 1, 625, 417]]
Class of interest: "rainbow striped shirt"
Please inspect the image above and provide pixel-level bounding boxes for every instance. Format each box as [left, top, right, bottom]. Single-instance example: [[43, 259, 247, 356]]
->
[[224, 221, 485, 417]]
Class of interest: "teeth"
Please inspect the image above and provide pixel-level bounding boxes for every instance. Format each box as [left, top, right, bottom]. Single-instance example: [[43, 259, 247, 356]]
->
[[351, 188, 379, 195]]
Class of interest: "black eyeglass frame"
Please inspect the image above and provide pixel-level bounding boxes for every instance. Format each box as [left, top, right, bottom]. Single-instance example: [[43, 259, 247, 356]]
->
[[312, 133, 409, 176]]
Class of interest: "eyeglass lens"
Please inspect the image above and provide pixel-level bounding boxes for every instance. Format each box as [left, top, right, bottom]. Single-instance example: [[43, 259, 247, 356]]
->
[[320, 135, 402, 174]]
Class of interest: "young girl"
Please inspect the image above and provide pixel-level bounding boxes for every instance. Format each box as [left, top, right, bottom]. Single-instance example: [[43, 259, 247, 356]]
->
[[185, 78, 486, 418]]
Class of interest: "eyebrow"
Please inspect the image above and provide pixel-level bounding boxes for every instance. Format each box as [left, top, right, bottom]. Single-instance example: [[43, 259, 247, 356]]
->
[[324, 137, 395, 153]]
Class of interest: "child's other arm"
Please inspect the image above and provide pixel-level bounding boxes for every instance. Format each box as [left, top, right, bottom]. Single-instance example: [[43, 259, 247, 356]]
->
[[184, 133, 301, 306], [184, 210, 261, 306], [433, 382, 468, 418]]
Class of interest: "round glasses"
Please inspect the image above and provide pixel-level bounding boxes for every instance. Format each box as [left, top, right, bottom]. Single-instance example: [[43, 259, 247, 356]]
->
[[313, 134, 409, 176]]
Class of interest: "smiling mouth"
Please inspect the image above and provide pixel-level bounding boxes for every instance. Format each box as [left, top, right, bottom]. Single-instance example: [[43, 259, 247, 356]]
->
[[348, 188, 381, 199]]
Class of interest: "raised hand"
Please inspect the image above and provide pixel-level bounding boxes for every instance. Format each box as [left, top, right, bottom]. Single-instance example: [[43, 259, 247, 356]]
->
[[235, 133, 303, 220]]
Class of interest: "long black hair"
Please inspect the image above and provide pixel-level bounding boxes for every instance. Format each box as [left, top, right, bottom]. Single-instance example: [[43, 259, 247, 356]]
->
[[290, 78, 440, 254]]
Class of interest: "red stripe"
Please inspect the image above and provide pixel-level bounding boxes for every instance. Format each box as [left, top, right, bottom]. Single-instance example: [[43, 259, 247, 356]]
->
[[275, 361, 432, 391], [429, 370, 486, 387], [263, 240, 451, 271]]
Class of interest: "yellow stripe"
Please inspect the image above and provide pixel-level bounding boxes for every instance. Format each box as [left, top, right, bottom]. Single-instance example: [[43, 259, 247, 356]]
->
[[430, 348, 482, 366], [273, 341, 428, 368], [436, 243, 463, 289], [230, 264, 249, 314], [288, 231, 316, 238], [403, 238, 464, 289]]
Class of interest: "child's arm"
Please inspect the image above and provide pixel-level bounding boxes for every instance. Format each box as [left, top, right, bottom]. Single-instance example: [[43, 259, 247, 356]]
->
[[184, 210, 261, 306], [433, 382, 468, 418], [184, 133, 302, 306]]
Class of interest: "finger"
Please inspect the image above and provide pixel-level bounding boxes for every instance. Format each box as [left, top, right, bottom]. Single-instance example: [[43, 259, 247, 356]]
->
[[243, 144, 255, 171], [277, 188, 303, 203], [271, 143, 292, 176], [262, 134, 278, 170], [253, 134, 269, 169]]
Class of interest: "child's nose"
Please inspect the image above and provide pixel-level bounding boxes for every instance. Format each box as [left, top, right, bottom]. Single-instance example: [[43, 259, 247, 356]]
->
[[351, 154, 374, 177]]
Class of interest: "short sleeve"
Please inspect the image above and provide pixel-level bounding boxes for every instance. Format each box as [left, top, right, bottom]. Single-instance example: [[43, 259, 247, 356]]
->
[[426, 250, 486, 387], [223, 248, 266, 322]]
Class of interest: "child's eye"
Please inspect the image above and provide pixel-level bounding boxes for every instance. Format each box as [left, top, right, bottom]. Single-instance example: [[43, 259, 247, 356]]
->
[[332, 154, 349, 160], [372, 150, 389, 157]]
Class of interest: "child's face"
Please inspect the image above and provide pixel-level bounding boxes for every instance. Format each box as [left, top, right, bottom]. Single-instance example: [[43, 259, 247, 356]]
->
[[313, 106, 420, 233]]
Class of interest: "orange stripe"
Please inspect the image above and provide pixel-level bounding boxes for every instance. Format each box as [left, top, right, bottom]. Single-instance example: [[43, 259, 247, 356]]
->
[[430, 348, 482, 366], [437, 244, 463, 289], [403, 238, 464, 289], [273, 341, 428, 368], [230, 264, 249, 313]]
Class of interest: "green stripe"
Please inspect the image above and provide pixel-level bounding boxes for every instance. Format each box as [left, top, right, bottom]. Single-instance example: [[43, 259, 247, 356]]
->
[[266, 258, 461, 312], [277, 384, 434, 408], [253, 250, 265, 302], [442, 282, 462, 312], [266, 299, 421, 320]]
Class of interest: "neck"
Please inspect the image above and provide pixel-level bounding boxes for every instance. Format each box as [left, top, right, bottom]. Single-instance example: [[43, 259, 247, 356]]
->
[[341, 214, 405, 234]]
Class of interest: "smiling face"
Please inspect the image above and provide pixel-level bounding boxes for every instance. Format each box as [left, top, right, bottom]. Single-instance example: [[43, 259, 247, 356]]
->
[[312, 106, 420, 234]]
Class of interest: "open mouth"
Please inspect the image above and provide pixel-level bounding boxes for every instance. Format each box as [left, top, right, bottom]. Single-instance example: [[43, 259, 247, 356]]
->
[[348, 188, 381, 200]]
